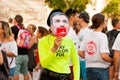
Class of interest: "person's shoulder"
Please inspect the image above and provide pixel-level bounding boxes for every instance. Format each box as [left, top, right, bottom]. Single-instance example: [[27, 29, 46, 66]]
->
[[64, 36, 73, 42], [38, 35, 49, 42], [117, 33, 120, 37], [107, 30, 111, 34], [5, 34, 15, 42], [63, 37, 75, 46], [95, 32, 106, 38], [11, 25, 16, 28], [107, 29, 118, 33], [99, 32, 107, 39], [3, 38, 14, 44], [11, 25, 18, 30], [9, 34, 15, 41], [107, 29, 119, 36], [100, 32, 107, 36]]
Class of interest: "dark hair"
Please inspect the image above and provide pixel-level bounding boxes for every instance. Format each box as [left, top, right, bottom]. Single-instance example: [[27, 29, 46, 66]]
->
[[47, 9, 63, 27], [65, 8, 78, 19], [38, 26, 49, 37], [8, 18, 13, 23], [90, 13, 105, 29], [27, 24, 37, 32], [112, 18, 119, 27], [79, 11, 90, 23], [14, 15, 24, 29]]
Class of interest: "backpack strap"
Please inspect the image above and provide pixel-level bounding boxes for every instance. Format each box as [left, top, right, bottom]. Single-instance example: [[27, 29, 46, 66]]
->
[[16, 25, 21, 30], [10, 58, 13, 65], [1, 51, 9, 78], [114, 31, 120, 38], [107, 30, 120, 58]]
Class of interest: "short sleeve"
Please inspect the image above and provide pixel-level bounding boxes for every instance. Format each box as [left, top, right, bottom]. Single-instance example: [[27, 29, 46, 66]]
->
[[99, 34, 109, 53], [112, 33, 120, 51]]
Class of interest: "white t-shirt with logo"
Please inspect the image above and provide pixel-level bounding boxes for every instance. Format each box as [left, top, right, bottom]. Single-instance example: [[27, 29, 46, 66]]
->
[[0, 41, 18, 68], [80, 31, 110, 68]]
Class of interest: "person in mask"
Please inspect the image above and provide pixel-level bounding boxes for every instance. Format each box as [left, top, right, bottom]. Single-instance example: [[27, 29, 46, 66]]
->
[[38, 10, 80, 80]]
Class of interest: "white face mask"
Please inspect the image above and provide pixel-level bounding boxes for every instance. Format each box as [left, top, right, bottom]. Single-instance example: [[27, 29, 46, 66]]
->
[[50, 14, 70, 36]]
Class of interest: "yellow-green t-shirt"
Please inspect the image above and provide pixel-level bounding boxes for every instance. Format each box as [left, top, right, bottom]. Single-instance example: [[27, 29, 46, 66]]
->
[[38, 35, 80, 80]]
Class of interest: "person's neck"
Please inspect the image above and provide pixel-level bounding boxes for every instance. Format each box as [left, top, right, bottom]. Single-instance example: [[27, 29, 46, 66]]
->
[[81, 22, 88, 28], [69, 20, 74, 28], [31, 33, 34, 36], [113, 27, 118, 30], [94, 27, 102, 32]]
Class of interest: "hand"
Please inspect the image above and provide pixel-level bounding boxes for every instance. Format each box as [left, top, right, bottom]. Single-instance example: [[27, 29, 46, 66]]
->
[[114, 72, 119, 80], [34, 65, 40, 71], [54, 36, 62, 48], [51, 36, 62, 52], [34, 63, 41, 71]]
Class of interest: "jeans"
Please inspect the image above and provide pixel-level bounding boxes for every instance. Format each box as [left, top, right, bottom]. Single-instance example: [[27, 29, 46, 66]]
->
[[9, 67, 15, 77], [87, 68, 109, 80]]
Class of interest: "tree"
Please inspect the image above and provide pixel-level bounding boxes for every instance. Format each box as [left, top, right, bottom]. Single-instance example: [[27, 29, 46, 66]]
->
[[45, 0, 90, 12], [102, 0, 120, 18]]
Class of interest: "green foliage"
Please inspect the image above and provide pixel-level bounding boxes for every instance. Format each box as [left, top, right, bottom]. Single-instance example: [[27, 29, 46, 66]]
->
[[102, 0, 120, 18], [45, 0, 89, 12]]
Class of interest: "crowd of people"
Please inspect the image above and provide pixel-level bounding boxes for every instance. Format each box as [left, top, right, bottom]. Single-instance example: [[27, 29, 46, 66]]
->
[[0, 8, 120, 80]]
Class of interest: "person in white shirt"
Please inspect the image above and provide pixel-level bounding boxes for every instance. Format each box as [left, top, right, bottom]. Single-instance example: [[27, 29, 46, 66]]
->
[[65, 8, 79, 50], [0, 21, 18, 80], [78, 13, 112, 80], [65, 8, 79, 80], [77, 11, 92, 80], [112, 33, 120, 80]]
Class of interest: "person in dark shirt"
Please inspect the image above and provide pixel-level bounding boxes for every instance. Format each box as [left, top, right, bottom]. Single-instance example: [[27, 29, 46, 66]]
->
[[11, 15, 29, 80], [107, 18, 120, 80]]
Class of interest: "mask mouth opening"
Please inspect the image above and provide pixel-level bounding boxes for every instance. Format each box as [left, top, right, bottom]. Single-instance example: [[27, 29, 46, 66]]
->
[[56, 27, 66, 37]]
